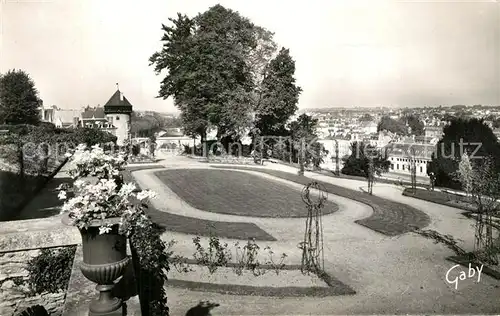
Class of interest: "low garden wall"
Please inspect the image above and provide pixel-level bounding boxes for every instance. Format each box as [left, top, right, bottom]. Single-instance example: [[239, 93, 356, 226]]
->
[[0, 217, 79, 316]]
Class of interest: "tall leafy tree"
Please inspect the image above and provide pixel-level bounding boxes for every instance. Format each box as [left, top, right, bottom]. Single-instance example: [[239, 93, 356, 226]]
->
[[149, 13, 209, 145], [254, 48, 302, 136], [150, 5, 276, 154], [0, 69, 41, 125], [402, 114, 424, 136], [428, 118, 500, 189], [377, 116, 407, 135], [288, 114, 318, 141], [358, 114, 374, 122], [287, 114, 319, 174], [248, 27, 278, 110], [341, 142, 390, 178]]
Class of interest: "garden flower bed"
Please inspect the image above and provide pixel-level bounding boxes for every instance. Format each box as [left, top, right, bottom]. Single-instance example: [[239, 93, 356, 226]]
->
[[167, 263, 355, 297]]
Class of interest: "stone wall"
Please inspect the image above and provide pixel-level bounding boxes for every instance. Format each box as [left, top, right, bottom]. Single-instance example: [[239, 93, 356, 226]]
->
[[0, 248, 71, 316], [0, 217, 141, 316], [0, 217, 79, 316]]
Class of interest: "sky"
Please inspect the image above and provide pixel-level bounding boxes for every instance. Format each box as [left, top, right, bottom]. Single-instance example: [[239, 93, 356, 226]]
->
[[1, 0, 499, 112]]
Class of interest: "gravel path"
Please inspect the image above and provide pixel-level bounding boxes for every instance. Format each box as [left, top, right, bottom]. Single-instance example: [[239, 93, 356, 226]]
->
[[138, 155, 500, 315]]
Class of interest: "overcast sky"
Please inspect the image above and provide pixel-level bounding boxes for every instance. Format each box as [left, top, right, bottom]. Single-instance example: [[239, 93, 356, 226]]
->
[[1, 0, 499, 112]]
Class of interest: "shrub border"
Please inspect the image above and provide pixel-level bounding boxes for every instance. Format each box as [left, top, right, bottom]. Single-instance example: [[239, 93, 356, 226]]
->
[[402, 188, 476, 212]]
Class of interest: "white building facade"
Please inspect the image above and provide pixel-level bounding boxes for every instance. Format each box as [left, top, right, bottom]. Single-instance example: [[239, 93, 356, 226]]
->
[[384, 143, 436, 177]]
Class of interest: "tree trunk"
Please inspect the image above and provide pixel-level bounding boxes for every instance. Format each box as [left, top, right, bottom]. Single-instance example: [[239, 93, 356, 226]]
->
[[41, 144, 49, 174], [200, 132, 207, 158], [298, 139, 305, 175], [221, 136, 231, 155], [17, 144, 24, 179], [335, 140, 340, 176]]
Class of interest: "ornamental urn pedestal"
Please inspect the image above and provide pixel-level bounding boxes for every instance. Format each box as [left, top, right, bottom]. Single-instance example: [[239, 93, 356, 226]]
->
[[63, 214, 130, 316]]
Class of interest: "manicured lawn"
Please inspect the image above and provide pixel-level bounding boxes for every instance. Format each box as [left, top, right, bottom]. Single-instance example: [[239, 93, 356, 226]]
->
[[123, 167, 276, 241], [402, 188, 476, 212], [154, 169, 339, 218], [211, 166, 430, 236], [147, 210, 276, 241]]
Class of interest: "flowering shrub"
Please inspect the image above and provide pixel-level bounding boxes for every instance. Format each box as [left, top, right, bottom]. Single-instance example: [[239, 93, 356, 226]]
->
[[66, 144, 127, 180], [58, 144, 156, 234]]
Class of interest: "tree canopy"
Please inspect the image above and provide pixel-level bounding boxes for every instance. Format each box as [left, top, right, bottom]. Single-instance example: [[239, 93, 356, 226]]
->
[[341, 142, 390, 177], [377, 114, 424, 136], [131, 112, 181, 137], [0, 69, 41, 125], [149, 5, 279, 146], [403, 114, 425, 136], [377, 116, 407, 135], [428, 118, 500, 189], [287, 114, 318, 141], [254, 48, 301, 135], [358, 114, 374, 122]]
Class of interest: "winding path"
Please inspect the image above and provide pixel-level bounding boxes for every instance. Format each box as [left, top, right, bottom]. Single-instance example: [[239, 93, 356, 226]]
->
[[126, 156, 500, 315]]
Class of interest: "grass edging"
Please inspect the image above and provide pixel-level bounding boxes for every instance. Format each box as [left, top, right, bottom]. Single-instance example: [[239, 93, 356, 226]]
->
[[154, 169, 339, 219], [122, 166, 277, 241], [211, 166, 430, 236], [402, 188, 476, 212], [446, 255, 500, 280], [270, 159, 432, 187], [167, 259, 355, 297]]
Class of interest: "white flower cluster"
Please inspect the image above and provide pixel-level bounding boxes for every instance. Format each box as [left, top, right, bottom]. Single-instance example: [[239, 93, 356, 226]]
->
[[66, 144, 127, 179], [59, 145, 156, 234]]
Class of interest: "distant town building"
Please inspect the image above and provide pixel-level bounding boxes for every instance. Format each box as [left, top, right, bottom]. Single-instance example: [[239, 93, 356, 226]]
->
[[156, 127, 184, 137], [81, 106, 109, 129], [359, 121, 378, 134], [39, 86, 134, 146], [424, 126, 443, 139], [39, 105, 80, 128], [384, 143, 435, 177], [53, 109, 81, 128]]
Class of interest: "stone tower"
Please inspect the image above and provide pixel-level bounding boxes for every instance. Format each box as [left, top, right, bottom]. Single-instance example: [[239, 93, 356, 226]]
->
[[103, 85, 133, 146]]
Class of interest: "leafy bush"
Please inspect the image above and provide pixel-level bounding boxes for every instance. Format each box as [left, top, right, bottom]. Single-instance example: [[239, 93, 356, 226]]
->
[[234, 239, 288, 276], [182, 144, 203, 156], [129, 212, 170, 316], [192, 236, 231, 274], [234, 239, 265, 276], [190, 236, 288, 276], [25, 246, 76, 295], [132, 144, 141, 156]]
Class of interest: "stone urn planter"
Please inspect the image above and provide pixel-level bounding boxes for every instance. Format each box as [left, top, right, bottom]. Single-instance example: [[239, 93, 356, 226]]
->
[[62, 213, 130, 316]]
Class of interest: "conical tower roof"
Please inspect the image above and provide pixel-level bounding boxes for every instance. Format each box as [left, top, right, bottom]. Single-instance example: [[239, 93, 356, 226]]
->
[[104, 89, 132, 114]]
